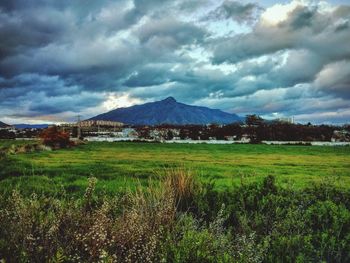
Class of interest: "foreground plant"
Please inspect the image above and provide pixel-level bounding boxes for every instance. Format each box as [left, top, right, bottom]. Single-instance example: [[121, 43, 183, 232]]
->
[[0, 171, 349, 262]]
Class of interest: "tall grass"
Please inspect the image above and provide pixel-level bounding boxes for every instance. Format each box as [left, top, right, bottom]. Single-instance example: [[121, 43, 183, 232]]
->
[[0, 169, 199, 262]]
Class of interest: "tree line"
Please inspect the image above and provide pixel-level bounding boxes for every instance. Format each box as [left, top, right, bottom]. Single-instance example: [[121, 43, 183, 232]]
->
[[135, 115, 350, 142]]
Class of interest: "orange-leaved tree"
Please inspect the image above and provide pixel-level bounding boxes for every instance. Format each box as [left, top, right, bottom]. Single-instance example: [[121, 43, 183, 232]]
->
[[40, 126, 72, 149]]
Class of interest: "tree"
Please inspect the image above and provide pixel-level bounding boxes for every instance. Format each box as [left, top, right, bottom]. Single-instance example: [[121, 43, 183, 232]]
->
[[166, 130, 174, 140], [136, 127, 151, 139], [245, 114, 264, 126], [40, 126, 72, 149], [0, 129, 15, 139]]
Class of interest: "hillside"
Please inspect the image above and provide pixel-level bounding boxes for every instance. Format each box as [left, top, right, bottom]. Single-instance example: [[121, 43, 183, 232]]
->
[[90, 97, 241, 125], [0, 121, 10, 128]]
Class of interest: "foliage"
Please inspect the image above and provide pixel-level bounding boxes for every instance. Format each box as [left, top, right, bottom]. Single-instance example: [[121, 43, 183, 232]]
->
[[0, 129, 15, 139], [133, 122, 347, 142], [245, 114, 264, 126], [0, 141, 349, 261], [40, 127, 72, 149], [0, 170, 349, 262]]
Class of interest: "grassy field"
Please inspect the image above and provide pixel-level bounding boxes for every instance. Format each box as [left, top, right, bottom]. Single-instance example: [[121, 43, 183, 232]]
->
[[1, 140, 350, 262], [1, 140, 350, 195], [0, 139, 39, 148]]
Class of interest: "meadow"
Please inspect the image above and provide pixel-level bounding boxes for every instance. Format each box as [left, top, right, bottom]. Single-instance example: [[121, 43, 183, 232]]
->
[[1, 140, 350, 262], [0, 140, 349, 196]]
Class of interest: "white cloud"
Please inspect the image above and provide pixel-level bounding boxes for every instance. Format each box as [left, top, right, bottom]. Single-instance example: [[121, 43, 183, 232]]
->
[[261, 0, 301, 25], [102, 93, 142, 111]]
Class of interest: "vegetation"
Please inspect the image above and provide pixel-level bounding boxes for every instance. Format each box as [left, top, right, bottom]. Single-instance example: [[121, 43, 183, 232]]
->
[[0, 141, 349, 197], [0, 140, 46, 161], [40, 126, 73, 149], [0, 128, 42, 139], [0, 141, 349, 261], [136, 122, 350, 142], [0, 170, 349, 262]]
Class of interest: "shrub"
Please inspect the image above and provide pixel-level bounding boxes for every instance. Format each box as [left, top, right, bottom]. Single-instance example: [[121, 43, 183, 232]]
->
[[161, 214, 235, 263], [40, 126, 72, 149]]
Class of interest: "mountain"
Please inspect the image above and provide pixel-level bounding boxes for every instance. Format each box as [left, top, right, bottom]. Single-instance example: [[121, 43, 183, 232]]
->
[[14, 124, 49, 129], [90, 97, 242, 125], [0, 121, 10, 128]]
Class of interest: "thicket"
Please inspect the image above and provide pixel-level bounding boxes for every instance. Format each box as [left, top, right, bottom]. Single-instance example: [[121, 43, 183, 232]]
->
[[139, 123, 349, 142], [40, 126, 73, 149], [0, 170, 349, 262]]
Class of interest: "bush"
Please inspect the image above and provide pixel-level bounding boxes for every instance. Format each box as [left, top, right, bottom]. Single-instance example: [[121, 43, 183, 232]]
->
[[161, 214, 235, 263], [40, 126, 72, 149]]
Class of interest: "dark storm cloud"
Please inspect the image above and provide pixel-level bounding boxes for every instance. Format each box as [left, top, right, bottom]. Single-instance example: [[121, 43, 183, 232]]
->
[[0, 0, 210, 122], [0, 7, 73, 61], [124, 65, 243, 102], [0, 0, 204, 78], [28, 93, 105, 114], [314, 60, 350, 99], [0, 74, 82, 98], [210, 2, 350, 111], [123, 65, 172, 87], [0, 0, 350, 123], [289, 5, 316, 29], [212, 4, 350, 64], [0, 0, 120, 15], [268, 49, 325, 88], [178, 0, 210, 12], [0, 72, 107, 122], [208, 0, 263, 24], [136, 17, 207, 48], [133, 0, 172, 12]]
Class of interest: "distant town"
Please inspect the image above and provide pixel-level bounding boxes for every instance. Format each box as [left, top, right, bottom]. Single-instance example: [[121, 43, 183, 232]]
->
[[1, 115, 349, 145]]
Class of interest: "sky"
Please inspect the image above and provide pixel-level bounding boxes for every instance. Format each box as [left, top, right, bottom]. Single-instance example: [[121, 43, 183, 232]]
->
[[0, 0, 349, 124]]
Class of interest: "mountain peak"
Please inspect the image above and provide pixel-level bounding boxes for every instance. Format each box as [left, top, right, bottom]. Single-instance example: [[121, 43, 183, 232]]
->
[[90, 97, 241, 125], [162, 97, 177, 103]]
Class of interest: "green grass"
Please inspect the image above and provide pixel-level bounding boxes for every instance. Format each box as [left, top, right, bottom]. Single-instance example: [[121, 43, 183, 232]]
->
[[0, 139, 38, 148], [0, 141, 349, 195]]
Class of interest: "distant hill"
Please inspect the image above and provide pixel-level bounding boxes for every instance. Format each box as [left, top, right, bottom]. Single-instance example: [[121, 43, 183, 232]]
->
[[0, 121, 10, 128], [14, 124, 49, 129], [90, 97, 242, 125]]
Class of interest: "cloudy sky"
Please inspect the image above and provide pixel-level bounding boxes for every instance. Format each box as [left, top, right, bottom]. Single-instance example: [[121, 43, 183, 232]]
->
[[0, 0, 349, 124]]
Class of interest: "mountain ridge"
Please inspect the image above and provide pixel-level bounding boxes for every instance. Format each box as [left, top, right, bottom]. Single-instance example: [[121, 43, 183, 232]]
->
[[14, 124, 49, 129], [0, 121, 10, 128], [90, 97, 242, 125]]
